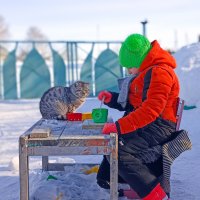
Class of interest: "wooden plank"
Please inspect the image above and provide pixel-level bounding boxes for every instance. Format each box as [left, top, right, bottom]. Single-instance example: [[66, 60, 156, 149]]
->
[[21, 119, 44, 137], [27, 137, 110, 147], [42, 156, 48, 171], [82, 119, 105, 129], [27, 146, 111, 156], [19, 137, 29, 200], [82, 117, 113, 129], [109, 133, 118, 200], [29, 128, 51, 138], [47, 163, 98, 171], [38, 119, 68, 137], [176, 98, 185, 131]]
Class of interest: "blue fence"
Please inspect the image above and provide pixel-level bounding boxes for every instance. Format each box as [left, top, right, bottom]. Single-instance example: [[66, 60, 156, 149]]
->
[[0, 41, 126, 99]]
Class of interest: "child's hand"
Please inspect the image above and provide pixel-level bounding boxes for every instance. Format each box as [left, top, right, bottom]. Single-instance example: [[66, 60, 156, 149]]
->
[[102, 123, 117, 134], [98, 91, 112, 103]]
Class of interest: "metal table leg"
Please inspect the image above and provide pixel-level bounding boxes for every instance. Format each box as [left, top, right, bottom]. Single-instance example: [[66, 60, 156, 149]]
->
[[42, 156, 49, 171]]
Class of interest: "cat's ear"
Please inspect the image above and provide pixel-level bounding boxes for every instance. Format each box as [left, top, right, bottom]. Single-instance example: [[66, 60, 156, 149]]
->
[[84, 82, 90, 86], [75, 81, 80, 87], [72, 81, 80, 88]]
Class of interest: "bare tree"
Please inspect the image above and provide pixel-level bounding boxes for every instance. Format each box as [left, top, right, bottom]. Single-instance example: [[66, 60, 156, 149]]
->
[[26, 26, 48, 41], [0, 15, 9, 39], [0, 15, 10, 61], [18, 26, 50, 60]]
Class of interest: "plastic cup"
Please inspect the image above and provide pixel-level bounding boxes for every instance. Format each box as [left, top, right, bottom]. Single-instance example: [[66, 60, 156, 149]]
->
[[92, 108, 108, 123]]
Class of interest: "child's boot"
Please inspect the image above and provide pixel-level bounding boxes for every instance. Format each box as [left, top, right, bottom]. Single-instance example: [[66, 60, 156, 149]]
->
[[142, 183, 169, 200]]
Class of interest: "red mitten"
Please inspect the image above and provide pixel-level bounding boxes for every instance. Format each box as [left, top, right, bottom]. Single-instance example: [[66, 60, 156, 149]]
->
[[98, 91, 112, 103], [102, 123, 117, 134]]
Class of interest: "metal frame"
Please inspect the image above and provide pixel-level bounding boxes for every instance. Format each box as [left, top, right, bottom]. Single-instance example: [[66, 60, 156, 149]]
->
[[0, 40, 122, 99], [19, 119, 118, 200], [176, 98, 185, 131]]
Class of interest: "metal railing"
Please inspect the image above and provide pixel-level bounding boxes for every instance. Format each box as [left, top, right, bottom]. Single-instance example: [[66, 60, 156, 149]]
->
[[0, 40, 124, 99]]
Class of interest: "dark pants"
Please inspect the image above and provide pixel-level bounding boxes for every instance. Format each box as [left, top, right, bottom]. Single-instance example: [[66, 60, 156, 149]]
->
[[97, 118, 175, 198]]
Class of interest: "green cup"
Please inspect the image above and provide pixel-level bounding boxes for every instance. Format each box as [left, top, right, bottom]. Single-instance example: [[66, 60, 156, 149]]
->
[[92, 108, 108, 123]]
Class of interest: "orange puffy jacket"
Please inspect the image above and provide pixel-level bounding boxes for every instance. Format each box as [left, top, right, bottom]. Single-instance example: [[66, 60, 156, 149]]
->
[[117, 40, 180, 134]]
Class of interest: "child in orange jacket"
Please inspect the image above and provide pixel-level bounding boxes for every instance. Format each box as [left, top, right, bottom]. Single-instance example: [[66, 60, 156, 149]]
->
[[97, 33, 180, 200]]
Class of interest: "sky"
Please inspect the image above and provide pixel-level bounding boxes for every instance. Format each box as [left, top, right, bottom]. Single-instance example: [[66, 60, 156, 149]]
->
[[0, 0, 200, 51]]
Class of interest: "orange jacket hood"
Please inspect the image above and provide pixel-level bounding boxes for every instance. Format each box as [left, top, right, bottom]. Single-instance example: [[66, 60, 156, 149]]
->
[[139, 40, 176, 72]]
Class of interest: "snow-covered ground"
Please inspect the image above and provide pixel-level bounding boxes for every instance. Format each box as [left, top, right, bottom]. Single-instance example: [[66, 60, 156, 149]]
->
[[0, 98, 199, 200], [0, 42, 200, 200]]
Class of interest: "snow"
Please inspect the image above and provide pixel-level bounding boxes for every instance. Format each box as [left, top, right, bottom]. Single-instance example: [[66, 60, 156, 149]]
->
[[174, 42, 200, 106], [0, 43, 200, 199]]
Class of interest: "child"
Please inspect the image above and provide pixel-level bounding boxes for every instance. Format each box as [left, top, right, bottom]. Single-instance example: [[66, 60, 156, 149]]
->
[[97, 33, 180, 200]]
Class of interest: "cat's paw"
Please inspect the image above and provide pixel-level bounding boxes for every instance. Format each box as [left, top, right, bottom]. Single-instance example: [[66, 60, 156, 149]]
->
[[56, 115, 66, 120]]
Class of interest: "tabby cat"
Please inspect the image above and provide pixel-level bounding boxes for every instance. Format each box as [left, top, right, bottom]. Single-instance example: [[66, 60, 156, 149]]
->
[[40, 81, 90, 119]]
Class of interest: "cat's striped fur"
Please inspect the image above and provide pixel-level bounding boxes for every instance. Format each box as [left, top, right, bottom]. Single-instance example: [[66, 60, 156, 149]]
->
[[40, 81, 90, 119]]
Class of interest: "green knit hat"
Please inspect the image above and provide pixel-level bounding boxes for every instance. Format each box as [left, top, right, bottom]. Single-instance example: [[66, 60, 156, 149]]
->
[[119, 34, 152, 68]]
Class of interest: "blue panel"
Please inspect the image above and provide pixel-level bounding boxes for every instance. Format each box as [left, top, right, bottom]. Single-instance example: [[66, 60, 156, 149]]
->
[[3, 49, 17, 99], [95, 49, 123, 95], [52, 49, 66, 86], [20, 48, 51, 98], [80, 46, 94, 96]]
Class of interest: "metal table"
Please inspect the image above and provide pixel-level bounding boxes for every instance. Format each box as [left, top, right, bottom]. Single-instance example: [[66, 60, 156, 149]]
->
[[19, 119, 118, 200]]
